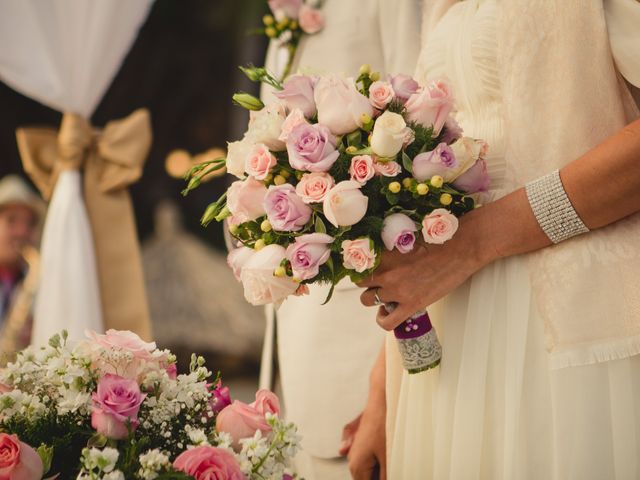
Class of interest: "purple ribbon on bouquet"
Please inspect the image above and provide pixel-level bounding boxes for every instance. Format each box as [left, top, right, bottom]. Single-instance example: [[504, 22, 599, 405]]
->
[[393, 311, 442, 374]]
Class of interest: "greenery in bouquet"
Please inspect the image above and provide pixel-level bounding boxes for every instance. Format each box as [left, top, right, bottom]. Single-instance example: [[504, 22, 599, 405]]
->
[[0, 330, 300, 479], [184, 64, 490, 306]]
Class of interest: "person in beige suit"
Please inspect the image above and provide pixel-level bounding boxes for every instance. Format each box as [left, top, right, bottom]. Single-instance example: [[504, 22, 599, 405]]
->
[[258, 1, 421, 478]]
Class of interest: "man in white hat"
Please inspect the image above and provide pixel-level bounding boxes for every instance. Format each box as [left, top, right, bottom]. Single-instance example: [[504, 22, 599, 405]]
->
[[0, 174, 44, 349]]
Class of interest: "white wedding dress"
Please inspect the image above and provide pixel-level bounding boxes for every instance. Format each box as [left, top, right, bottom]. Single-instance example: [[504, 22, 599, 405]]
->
[[385, 1, 640, 479]]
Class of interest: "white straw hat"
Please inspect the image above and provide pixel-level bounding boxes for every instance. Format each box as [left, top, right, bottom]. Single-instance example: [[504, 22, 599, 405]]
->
[[0, 175, 45, 220]]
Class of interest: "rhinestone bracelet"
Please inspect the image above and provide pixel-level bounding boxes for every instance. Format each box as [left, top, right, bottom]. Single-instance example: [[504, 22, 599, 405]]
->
[[525, 169, 589, 244]]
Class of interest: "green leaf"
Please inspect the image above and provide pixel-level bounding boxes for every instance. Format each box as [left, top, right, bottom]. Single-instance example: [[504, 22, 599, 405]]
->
[[346, 131, 362, 148], [87, 433, 108, 449], [36, 444, 53, 474], [402, 151, 413, 173], [315, 216, 327, 234], [321, 283, 336, 305]]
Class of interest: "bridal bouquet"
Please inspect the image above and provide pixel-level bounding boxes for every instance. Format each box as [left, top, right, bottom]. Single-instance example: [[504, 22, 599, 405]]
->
[[0, 330, 299, 479], [186, 65, 489, 373]]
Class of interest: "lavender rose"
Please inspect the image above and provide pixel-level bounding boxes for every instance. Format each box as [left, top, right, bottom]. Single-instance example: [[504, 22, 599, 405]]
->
[[381, 213, 418, 253], [390, 73, 420, 103], [285, 233, 334, 280], [286, 122, 339, 172], [274, 75, 317, 118], [412, 142, 457, 182], [405, 79, 454, 136], [451, 158, 490, 193], [264, 184, 312, 232]]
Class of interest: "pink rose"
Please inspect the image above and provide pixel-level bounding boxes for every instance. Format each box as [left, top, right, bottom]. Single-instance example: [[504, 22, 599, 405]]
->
[[451, 158, 490, 193], [268, 0, 302, 19], [0, 382, 12, 394], [286, 122, 339, 172], [91, 374, 146, 440], [279, 108, 308, 142], [294, 284, 310, 296], [298, 5, 325, 34], [349, 155, 375, 184], [274, 75, 317, 118], [373, 160, 401, 177], [405, 79, 454, 135], [227, 178, 268, 223], [216, 401, 271, 449], [421, 209, 459, 244], [341, 238, 376, 273], [381, 213, 417, 253], [0, 434, 43, 480], [240, 244, 299, 305], [173, 445, 243, 480], [440, 116, 463, 144], [87, 329, 156, 360], [323, 181, 369, 228], [368, 81, 395, 110], [264, 184, 312, 232], [285, 233, 333, 280], [244, 143, 277, 180], [227, 246, 255, 281], [251, 389, 281, 416], [166, 363, 178, 380], [412, 142, 457, 182], [390, 74, 419, 103], [209, 381, 232, 414], [314, 75, 374, 135], [295, 172, 335, 203]]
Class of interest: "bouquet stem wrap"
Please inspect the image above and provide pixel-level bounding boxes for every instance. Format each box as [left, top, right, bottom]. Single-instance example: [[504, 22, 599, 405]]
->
[[393, 310, 442, 374]]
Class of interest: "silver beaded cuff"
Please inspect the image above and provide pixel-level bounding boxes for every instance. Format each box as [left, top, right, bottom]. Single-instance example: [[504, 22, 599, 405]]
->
[[525, 169, 589, 244]]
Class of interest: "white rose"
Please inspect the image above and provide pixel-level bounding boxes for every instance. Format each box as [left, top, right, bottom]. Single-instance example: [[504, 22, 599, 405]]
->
[[246, 103, 287, 151], [322, 180, 369, 227], [370, 111, 407, 158], [240, 244, 299, 305], [225, 138, 252, 179], [447, 137, 489, 181], [314, 75, 374, 135]]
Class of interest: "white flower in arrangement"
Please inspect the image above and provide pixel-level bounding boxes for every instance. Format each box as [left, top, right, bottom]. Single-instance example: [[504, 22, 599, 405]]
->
[[0, 390, 47, 421], [246, 103, 287, 151], [56, 387, 92, 416], [102, 471, 125, 480], [138, 449, 171, 480], [186, 426, 209, 445]]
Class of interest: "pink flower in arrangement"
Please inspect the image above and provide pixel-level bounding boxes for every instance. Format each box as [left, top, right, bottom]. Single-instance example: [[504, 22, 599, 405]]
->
[[368, 81, 395, 110], [279, 108, 308, 143], [268, 0, 303, 19], [323, 181, 369, 228], [91, 374, 146, 440], [87, 329, 156, 360], [239, 244, 299, 305], [421, 209, 459, 244], [405, 78, 454, 136], [274, 75, 317, 118], [440, 116, 463, 144], [381, 213, 418, 253], [295, 172, 335, 203], [0, 434, 43, 480], [412, 142, 457, 182], [227, 246, 255, 282], [314, 75, 374, 135], [173, 445, 244, 480], [251, 389, 281, 416], [0, 382, 12, 394], [165, 363, 178, 380], [373, 160, 402, 177], [389, 74, 419, 103], [341, 238, 376, 273], [298, 5, 324, 34], [286, 122, 339, 172], [451, 158, 491, 193], [227, 178, 268, 223], [294, 284, 310, 296], [285, 233, 334, 280], [216, 401, 272, 449], [264, 184, 313, 232], [245, 143, 277, 180], [209, 381, 232, 414], [349, 155, 376, 184]]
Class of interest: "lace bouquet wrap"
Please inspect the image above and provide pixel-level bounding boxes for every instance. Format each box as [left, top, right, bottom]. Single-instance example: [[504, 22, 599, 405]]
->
[[186, 65, 490, 374]]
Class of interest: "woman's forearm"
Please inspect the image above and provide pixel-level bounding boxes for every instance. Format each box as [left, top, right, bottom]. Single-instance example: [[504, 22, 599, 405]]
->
[[476, 118, 640, 263]]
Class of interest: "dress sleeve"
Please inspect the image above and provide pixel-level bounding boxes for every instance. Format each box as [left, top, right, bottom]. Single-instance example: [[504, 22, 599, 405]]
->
[[377, 0, 422, 75], [605, 0, 640, 88]]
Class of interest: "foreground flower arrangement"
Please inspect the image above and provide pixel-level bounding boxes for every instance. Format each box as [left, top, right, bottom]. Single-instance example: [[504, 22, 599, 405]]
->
[[0, 330, 299, 479], [186, 65, 489, 373]]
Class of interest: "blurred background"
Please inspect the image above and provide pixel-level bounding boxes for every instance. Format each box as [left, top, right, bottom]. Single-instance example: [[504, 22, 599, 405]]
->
[[0, 0, 270, 399]]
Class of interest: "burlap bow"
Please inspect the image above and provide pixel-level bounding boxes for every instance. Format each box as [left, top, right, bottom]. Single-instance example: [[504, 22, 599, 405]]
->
[[15, 109, 153, 340]]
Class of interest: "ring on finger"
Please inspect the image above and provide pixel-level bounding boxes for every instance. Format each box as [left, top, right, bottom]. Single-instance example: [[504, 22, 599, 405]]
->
[[373, 288, 383, 306]]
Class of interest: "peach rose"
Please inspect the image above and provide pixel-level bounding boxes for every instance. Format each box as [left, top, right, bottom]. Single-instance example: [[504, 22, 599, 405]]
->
[[322, 181, 369, 228], [278, 108, 308, 142], [373, 160, 401, 177], [341, 238, 376, 273], [251, 389, 281, 416], [0, 434, 43, 480], [227, 178, 268, 223], [216, 401, 271, 449], [244, 143, 277, 180], [405, 78, 454, 136], [295, 172, 335, 203], [349, 155, 375, 184], [368, 81, 395, 110], [87, 329, 156, 360], [421, 208, 459, 244], [239, 244, 299, 305], [173, 446, 243, 480], [299, 5, 324, 34], [314, 75, 374, 135], [227, 246, 255, 281]]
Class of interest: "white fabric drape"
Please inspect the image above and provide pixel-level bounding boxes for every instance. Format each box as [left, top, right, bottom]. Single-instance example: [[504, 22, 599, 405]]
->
[[0, 0, 153, 345]]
